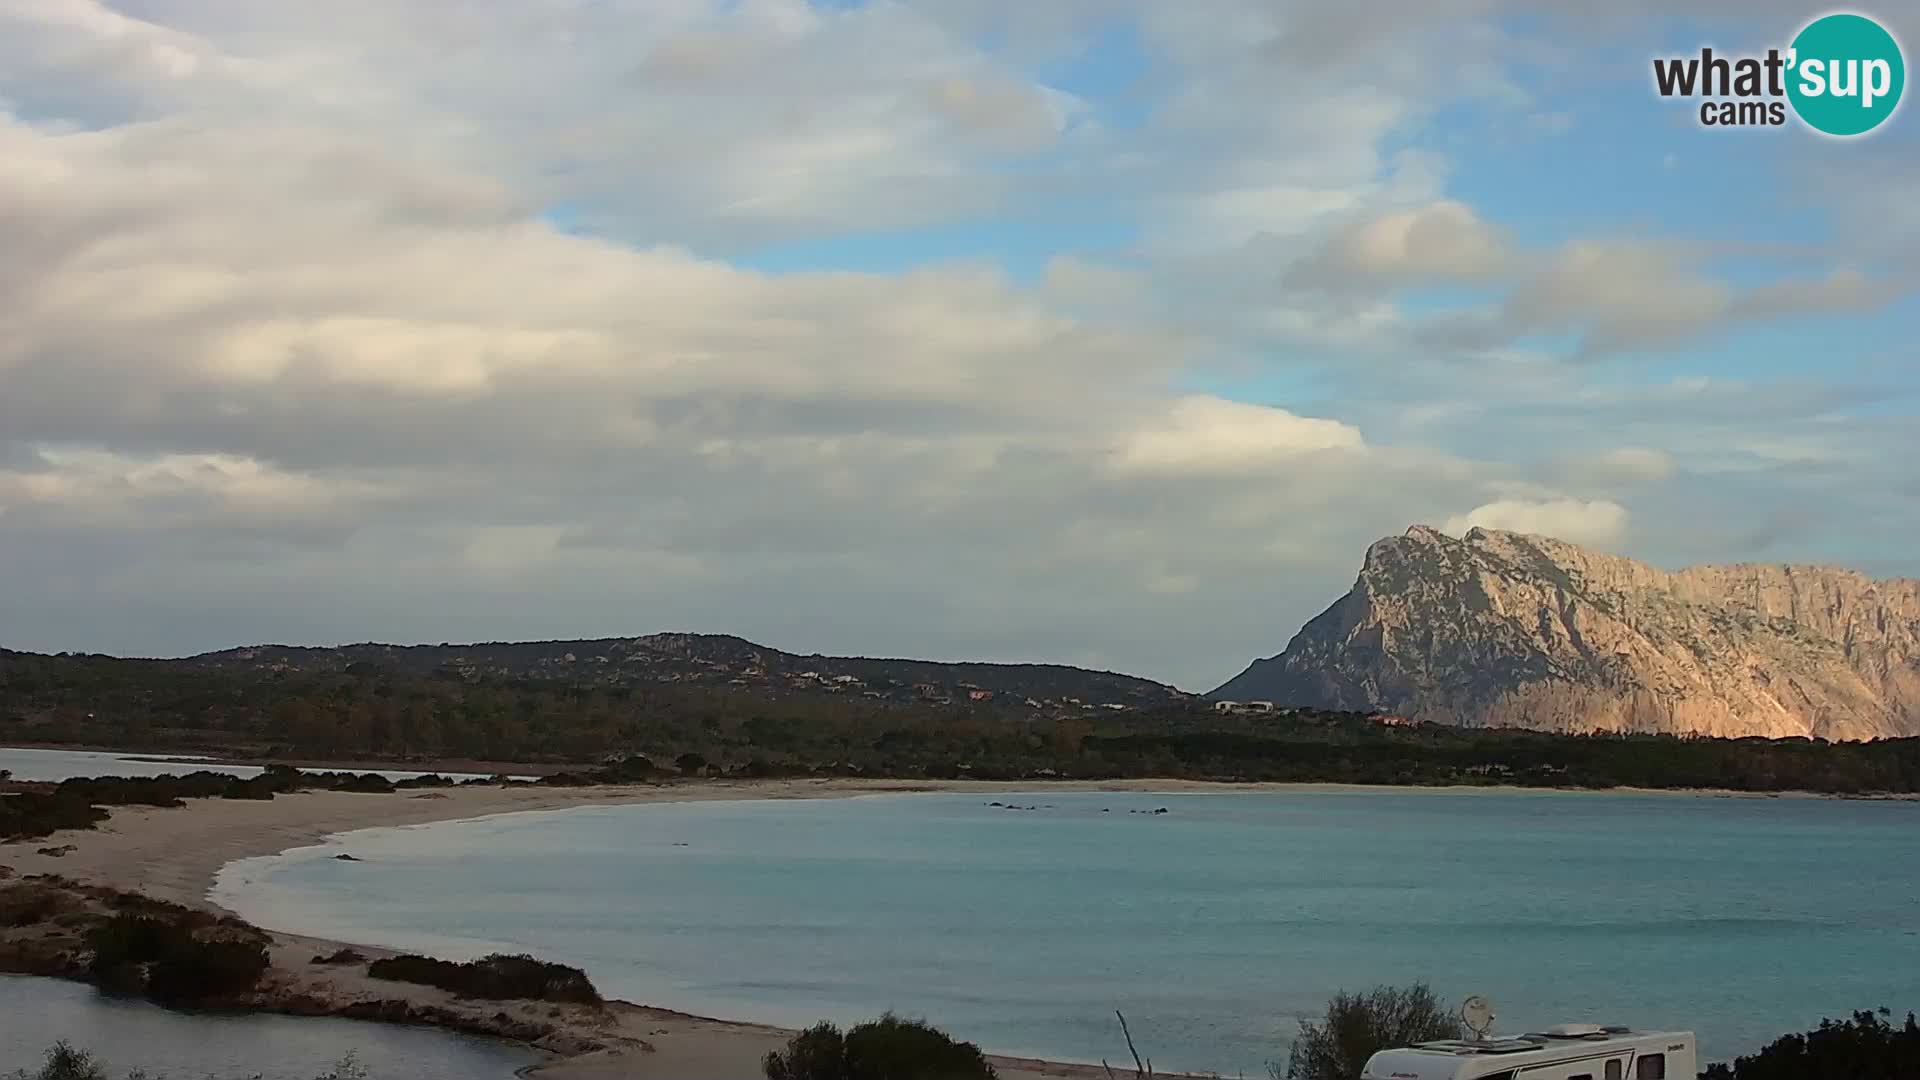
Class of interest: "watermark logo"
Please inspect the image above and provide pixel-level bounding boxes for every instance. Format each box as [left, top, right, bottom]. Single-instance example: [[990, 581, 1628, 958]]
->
[[1652, 11, 1905, 135]]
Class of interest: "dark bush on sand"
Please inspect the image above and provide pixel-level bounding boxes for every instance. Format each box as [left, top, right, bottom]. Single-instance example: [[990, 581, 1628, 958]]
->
[[1278, 983, 1463, 1080], [86, 913, 270, 1003], [367, 952, 601, 1004], [0, 794, 110, 840], [764, 1014, 997, 1080], [1701, 1009, 1920, 1079]]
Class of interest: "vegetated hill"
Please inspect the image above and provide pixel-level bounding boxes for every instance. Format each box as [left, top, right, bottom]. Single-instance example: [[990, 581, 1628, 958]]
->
[[1214, 525, 1920, 740], [184, 633, 1189, 708]]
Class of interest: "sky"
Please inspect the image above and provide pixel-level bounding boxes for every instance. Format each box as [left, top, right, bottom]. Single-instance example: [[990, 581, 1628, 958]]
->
[[1, 1, 1916, 691]]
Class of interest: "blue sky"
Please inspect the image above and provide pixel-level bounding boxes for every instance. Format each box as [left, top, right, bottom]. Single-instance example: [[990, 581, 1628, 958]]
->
[[0, 0, 1915, 686]]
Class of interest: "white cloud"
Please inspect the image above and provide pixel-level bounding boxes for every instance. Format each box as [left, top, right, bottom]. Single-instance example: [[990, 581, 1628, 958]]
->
[[1113, 396, 1366, 475], [1293, 200, 1508, 288], [1443, 498, 1629, 546], [0, 0, 1911, 690], [0, 103, 1494, 687], [1563, 447, 1677, 485]]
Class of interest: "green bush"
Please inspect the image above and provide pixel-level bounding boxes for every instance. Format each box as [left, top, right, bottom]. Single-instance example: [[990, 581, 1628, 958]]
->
[[146, 935, 271, 1003], [1, 793, 110, 840], [7, 1042, 107, 1080], [1702, 1009, 1920, 1079], [367, 951, 600, 1003], [764, 1014, 998, 1080], [85, 913, 269, 1003], [332, 773, 396, 794], [594, 754, 656, 782], [1277, 983, 1463, 1080]]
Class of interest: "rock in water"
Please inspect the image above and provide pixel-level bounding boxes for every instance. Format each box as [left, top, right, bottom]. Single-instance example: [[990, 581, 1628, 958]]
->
[[1214, 525, 1920, 740]]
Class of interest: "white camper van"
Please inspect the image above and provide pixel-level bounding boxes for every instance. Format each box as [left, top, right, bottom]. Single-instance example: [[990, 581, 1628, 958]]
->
[[1361, 1023, 1698, 1080]]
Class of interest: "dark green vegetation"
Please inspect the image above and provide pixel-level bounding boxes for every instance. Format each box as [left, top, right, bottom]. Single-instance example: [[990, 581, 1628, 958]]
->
[[1700, 1009, 1920, 1079], [365, 952, 601, 1004], [764, 1014, 997, 1080], [87, 912, 271, 1004], [0, 878, 271, 1007], [1, 767, 468, 841], [7, 1042, 365, 1080], [9, 644, 1920, 795], [1275, 983, 1463, 1080]]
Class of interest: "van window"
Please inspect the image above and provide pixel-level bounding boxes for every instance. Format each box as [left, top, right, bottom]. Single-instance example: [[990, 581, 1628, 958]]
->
[[1605, 1061, 1623, 1080], [1569, 1074, 1593, 1080], [1636, 1054, 1665, 1079]]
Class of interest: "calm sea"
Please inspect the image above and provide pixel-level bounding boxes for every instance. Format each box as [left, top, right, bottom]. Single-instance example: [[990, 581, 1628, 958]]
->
[[0, 975, 539, 1078], [213, 789, 1920, 1076]]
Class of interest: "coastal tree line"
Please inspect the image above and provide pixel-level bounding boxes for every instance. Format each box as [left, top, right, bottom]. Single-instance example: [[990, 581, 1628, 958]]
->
[[6, 652, 1920, 794]]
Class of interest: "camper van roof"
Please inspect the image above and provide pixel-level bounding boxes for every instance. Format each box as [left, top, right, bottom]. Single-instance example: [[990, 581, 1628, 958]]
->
[[1361, 1028, 1695, 1080]]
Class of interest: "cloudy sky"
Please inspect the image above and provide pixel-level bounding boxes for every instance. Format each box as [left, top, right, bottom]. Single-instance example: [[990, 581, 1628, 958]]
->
[[2, 1, 1916, 689]]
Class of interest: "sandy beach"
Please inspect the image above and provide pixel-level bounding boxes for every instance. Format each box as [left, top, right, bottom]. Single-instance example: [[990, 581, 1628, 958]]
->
[[3, 777, 1249, 1080]]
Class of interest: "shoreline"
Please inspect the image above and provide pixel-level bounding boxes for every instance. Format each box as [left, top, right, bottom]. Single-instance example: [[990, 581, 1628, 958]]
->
[[3, 778, 1229, 1080], [0, 742, 562, 779], [5, 776, 1917, 1078]]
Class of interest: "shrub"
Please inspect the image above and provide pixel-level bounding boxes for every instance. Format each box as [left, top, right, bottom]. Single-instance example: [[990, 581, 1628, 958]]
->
[[1702, 1008, 1920, 1079], [145, 935, 271, 1003], [594, 754, 656, 782], [86, 913, 269, 1003], [1, 793, 110, 840], [367, 951, 601, 1004], [333, 773, 395, 794], [394, 774, 454, 789], [219, 776, 278, 800], [0, 883, 79, 927], [11, 1042, 107, 1080], [536, 771, 593, 788], [1277, 983, 1463, 1080], [764, 1014, 998, 1080]]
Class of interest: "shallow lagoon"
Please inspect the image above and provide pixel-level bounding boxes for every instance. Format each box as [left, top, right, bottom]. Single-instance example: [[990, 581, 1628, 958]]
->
[[0, 975, 540, 1079]]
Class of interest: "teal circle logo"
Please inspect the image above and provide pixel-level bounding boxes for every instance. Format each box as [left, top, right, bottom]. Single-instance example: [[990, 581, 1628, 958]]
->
[[1787, 13, 1905, 136]]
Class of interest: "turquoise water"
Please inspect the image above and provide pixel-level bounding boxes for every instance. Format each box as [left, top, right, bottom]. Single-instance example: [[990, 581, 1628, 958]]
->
[[0, 975, 540, 1078], [215, 789, 1920, 1076]]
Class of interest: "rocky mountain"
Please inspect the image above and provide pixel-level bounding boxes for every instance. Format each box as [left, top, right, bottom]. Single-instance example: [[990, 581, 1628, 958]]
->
[[1215, 526, 1920, 740]]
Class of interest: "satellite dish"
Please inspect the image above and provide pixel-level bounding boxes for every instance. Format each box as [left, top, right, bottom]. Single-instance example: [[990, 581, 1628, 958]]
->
[[1461, 996, 1497, 1040]]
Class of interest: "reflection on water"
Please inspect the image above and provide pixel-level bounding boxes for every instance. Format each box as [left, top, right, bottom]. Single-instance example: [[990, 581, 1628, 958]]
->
[[0, 975, 540, 1079]]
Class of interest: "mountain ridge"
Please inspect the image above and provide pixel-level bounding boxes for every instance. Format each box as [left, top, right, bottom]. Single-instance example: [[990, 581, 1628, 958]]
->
[[172, 632, 1189, 708], [1214, 525, 1920, 740]]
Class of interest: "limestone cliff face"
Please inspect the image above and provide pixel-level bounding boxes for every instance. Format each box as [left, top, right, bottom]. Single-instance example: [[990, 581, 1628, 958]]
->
[[1214, 526, 1920, 740]]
